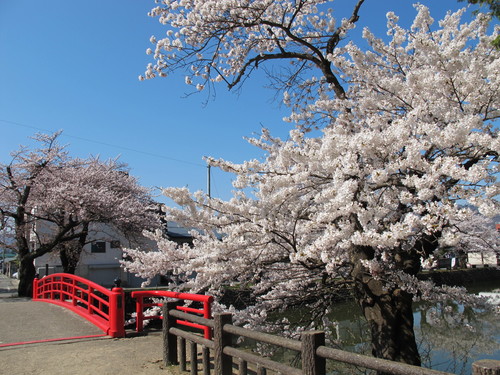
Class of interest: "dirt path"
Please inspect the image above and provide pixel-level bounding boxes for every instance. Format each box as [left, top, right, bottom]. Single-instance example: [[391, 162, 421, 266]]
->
[[1, 332, 185, 375]]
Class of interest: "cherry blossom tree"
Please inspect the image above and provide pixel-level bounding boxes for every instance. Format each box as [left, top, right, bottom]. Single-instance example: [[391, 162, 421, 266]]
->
[[128, 1, 499, 367], [0, 133, 160, 296], [35, 156, 160, 274], [448, 213, 500, 263]]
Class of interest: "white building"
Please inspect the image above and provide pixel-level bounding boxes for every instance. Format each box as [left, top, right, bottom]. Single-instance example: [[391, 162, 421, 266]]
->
[[467, 251, 499, 268]]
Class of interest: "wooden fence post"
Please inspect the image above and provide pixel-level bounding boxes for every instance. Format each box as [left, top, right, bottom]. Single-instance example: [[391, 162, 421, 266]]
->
[[163, 301, 181, 366], [180, 337, 187, 371], [190, 341, 198, 375], [238, 358, 248, 375], [202, 346, 210, 375], [472, 360, 500, 375], [301, 331, 325, 375], [214, 313, 233, 375]]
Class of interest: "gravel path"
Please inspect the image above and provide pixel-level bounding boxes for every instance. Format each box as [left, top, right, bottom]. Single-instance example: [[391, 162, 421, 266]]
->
[[0, 332, 184, 375]]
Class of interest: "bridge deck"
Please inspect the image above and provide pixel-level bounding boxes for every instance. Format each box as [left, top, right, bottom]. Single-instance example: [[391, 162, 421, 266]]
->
[[0, 274, 105, 346], [0, 300, 106, 346]]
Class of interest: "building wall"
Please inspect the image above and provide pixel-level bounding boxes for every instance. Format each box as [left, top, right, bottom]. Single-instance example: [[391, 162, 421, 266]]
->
[[467, 251, 499, 268]]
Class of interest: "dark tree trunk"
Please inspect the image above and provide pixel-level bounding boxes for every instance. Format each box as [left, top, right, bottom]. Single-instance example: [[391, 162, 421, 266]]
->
[[351, 245, 423, 372], [60, 246, 78, 274], [15, 215, 35, 297], [18, 255, 36, 297], [354, 275, 421, 367], [59, 225, 88, 274]]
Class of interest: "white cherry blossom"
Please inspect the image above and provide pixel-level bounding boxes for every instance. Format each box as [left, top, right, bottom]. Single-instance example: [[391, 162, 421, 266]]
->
[[129, 2, 499, 366]]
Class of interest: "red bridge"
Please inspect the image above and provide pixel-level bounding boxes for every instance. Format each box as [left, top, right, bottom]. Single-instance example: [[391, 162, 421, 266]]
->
[[32, 273, 213, 339]]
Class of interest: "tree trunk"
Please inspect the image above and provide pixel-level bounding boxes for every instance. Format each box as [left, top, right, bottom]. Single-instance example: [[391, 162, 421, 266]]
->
[[15, 216, 35, 297], [351, 245, 422, 371], [60, 246, 77, 274], [59, 226, 87, 274], [18, 255, 36, 297], [353, 275, 421, 368]]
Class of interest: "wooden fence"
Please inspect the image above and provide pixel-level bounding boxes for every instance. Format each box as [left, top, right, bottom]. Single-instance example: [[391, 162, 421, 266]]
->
[[161, 302, 500, 375]]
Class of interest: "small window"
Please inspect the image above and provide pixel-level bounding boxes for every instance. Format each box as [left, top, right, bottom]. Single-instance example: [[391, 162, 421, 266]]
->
[[110, 240, 121, 249], [91, 241, 106, 253]]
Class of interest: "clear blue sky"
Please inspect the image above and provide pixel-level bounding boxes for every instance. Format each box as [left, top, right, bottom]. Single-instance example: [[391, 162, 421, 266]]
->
[[0, 0, 489, 202]]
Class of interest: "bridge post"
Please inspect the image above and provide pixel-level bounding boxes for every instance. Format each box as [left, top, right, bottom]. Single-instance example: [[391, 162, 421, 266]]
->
[[135, 295, 144, 332], [203, 296, 214, 339], [32, 277, 39, 299], [108, 287, 125, 338]]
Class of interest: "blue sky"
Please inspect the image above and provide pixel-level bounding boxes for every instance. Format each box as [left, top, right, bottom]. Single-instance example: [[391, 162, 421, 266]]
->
[[0, 0, 490, 202]]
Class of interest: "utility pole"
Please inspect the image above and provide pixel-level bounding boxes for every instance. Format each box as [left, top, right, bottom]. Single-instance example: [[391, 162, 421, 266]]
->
[[207, 163, 211, 198]]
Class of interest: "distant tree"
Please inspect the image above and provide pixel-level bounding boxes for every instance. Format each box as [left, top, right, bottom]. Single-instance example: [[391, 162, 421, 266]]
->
[[131, 1, 498, 368], [35, 156, 160, 275], [431, 212, 499, 268], [452, 214, 500, 256], [0, 133, 159, 296]]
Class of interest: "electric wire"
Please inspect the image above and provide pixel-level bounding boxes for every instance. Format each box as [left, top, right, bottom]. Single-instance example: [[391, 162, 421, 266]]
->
[[0, 118, 205, 168]]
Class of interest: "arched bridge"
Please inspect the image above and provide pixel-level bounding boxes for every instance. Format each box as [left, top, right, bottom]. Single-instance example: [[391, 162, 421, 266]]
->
[[31, 273, 213, 339], [0, 273, 213, 348]]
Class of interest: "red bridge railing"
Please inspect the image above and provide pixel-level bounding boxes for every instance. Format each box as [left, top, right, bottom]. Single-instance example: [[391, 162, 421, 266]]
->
[[131, 290, 213, 339], [32, 273, 125, 338]]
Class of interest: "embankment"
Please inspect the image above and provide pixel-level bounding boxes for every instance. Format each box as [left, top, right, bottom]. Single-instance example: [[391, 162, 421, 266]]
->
[[418, 267, 500, 288]]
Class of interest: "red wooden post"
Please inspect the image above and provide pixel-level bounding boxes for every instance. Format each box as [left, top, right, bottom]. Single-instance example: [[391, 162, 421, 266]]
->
[[72, 279, 77, 307], [88, 286, 94, 314], [108, 287, 125, 338], [50, 277, 54, 300], [42, 277, 47, 298], [32, 277, 39, 299], [136, 296, 144, 332], [203, 297, 214, 339]]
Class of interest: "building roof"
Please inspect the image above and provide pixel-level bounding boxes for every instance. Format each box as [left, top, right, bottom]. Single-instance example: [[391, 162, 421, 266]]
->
[[166, 221, 193, 239]]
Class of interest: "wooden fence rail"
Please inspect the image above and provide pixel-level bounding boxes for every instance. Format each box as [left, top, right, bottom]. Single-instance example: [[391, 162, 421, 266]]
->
[[161, 302, 500, 375]]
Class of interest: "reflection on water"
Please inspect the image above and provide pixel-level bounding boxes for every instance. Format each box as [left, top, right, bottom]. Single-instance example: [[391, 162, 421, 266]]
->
[[415, 302, 499, 374], [414, 282, 500, 374]]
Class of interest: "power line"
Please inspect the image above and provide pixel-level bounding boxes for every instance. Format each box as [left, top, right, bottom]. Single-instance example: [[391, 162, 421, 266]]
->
[[0, 118, 205, 168]]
